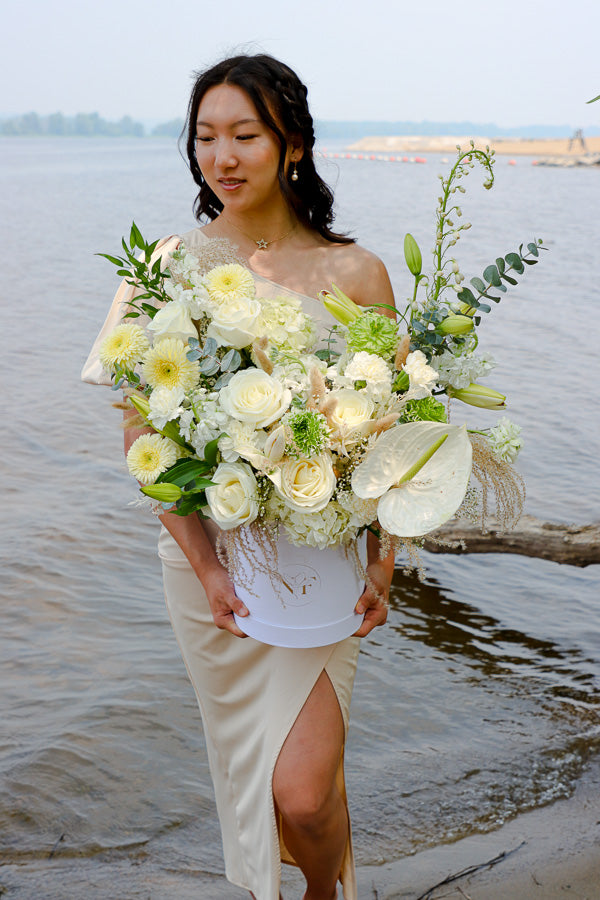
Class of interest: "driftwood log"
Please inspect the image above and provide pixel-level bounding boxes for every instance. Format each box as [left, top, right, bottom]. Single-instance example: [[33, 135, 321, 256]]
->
[[423, 515, 600, 567]]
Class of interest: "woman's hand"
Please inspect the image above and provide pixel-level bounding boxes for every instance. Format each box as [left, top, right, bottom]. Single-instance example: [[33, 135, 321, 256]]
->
[[202, 565, 250, 638], [353, 559, 392, 637]]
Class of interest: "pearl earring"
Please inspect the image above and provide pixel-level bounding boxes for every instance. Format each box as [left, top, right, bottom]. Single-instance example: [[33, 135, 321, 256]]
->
[[291, 162, 299, 182]]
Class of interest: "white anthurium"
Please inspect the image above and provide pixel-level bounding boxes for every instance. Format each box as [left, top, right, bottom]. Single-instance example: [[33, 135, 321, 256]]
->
[[351, 421, 472, 537]]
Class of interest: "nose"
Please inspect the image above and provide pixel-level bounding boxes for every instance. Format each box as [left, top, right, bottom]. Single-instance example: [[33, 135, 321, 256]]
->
[[213, 138, 238, 170]]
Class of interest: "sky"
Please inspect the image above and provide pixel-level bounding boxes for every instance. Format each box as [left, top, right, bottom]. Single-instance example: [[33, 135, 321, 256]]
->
[[2, 0, 599, 129]]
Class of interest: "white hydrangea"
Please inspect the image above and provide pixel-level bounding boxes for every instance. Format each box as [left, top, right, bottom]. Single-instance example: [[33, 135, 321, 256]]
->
[[254, 295, 317, 353], [268, 495, 355, 549], [181, 389, 229, 457], [336, 490, 380, 529], [164, 279, 213, 319], [432, 349, 496, 389], [487, 417, 523, 463]]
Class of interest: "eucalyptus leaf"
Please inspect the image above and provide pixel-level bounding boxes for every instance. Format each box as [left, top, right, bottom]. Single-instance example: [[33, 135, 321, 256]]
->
[[527, 243, 539, 257], [495, 257, 505, 274], [470, 277, 487, 293], [505, 252, 525, 274], [501, 273, 518, 285], [203, 337, 218, 356], [199, 357, 220, 376], [483, 265, 501, 287], [213, 371, 235, 389], [220, 348, 242, 372], [186, 349, 202, 361], [477, 303, 491, 313]]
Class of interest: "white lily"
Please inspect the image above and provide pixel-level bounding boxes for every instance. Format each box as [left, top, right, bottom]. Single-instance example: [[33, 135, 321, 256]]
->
[[351, 421, 472, 537]]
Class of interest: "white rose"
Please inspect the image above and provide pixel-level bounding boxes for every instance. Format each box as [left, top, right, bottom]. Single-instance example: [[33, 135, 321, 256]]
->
[[205, 462, 259, 530], [147, 301, 198, 343], [329, 389, 374, 435], [206, 296, 261, 350], [219, 368, 291, 428], [270, 452, 336, 514], [403, 350, 438, 398]]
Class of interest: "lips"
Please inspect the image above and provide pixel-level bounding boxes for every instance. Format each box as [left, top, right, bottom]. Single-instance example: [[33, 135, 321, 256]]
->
[[218, 178, 245, 190]]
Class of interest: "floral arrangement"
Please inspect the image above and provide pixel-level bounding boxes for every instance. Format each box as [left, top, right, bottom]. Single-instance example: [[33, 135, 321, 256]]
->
[[98, 147, 544, 555]]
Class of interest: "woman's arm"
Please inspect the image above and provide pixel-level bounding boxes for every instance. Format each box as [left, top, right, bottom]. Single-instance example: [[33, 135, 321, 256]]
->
[[353, 529, 395, 638], [123, 409, 249, 637]]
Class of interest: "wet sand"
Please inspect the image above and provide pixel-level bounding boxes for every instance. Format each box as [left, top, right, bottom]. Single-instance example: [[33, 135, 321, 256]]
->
[[1, 761, 598, 898], [348, 134, 600, 158]]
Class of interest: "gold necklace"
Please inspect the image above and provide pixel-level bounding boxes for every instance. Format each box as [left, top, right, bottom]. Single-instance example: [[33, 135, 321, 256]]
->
[[224, 218, 297, 250]]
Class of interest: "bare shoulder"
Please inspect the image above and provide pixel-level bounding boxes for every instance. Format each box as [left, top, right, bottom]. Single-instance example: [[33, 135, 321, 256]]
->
[[328, 241, 395, 311]]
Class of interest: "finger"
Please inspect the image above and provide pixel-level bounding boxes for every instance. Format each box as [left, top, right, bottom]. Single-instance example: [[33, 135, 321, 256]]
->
[[353, 607, 388, 638], [215, 610, 248, 638]]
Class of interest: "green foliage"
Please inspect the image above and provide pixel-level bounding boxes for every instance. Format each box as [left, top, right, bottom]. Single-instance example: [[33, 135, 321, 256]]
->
[[456, 240, 546, 315], [399, 397, 448, 424], [186, 337, 242, 388], [96, 221, 169, 318]]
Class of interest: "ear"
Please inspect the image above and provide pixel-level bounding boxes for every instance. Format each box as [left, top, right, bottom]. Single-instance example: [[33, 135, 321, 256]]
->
[[288, 134, 304, 162]]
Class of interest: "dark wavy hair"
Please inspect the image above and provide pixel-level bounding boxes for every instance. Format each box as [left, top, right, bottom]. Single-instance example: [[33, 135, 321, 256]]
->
[[182, 53, 354, 244]]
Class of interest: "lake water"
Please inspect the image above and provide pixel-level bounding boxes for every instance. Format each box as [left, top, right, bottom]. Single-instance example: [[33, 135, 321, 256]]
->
[[0, 137, 599, 898]]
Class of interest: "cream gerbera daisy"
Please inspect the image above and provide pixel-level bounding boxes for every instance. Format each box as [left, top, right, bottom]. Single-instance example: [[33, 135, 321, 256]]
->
[[99, 323, 149, 371], [204, 264, 255, 305], [142, 338, 199, 392], [126, 433, 179, 484]]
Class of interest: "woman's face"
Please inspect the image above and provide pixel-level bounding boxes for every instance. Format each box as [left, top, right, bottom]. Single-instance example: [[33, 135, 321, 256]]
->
[[195, 83, 294, 217]]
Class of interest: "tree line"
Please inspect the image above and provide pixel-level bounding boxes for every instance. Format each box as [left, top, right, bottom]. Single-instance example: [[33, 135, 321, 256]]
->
[[0, 112, 185, 137]]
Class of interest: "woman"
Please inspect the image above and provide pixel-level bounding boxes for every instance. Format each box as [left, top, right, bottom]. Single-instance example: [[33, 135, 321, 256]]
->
[[84, 53, 396, 900]]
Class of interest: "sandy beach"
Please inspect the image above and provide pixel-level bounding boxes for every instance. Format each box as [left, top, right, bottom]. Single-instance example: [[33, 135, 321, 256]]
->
[[348, 134, 600, 159]]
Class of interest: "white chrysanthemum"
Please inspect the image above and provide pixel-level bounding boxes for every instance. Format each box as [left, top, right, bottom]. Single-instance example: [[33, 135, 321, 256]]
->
[[126, 433, 178, 485], [487, 417, 523, 463], [148, 386, 185, 430], [432, 349, 496, 390], [344, 351, 392, 387], [99, 323, 149, 371], [205, 264, 255, 305], [142, 338, 199, 392], [403, 350, 438, 399], [218, 420, 265, 464]]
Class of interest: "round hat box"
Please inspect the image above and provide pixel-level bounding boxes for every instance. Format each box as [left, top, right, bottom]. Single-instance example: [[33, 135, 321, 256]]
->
[[233, 532, 367, 648]]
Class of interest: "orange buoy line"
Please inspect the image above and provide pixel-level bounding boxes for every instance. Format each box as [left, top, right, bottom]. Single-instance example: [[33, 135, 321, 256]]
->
[[317, 149, 428, 164], [318, 150, 520, 164]]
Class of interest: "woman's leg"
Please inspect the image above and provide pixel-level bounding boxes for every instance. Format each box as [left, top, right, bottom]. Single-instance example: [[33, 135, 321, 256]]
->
[[272, 670, 347, 900]]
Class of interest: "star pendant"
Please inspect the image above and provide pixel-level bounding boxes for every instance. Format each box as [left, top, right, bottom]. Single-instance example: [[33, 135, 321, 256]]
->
[[256, 239, 269, 250]]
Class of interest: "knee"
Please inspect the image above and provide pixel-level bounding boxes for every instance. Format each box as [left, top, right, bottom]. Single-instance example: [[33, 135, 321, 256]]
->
[[274, 779, 336, 833]]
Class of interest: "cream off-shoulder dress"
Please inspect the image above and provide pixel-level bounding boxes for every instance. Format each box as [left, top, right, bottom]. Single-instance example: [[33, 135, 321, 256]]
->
[[82, 228, 361, 900]]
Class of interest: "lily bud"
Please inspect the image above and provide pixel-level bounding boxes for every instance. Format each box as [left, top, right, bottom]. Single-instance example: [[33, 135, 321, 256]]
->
[[141, 482, 183, 503], [319, 284, 363, 325], [264, 424, 286, 464], [129, 393, 151, 419], [437, 314, 474, 336], [447, 383, 506, 409], [403, 233, 422, 276]]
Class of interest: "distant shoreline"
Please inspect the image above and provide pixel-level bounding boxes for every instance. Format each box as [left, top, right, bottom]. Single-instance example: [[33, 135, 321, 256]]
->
[[348, 134, 600, 157]]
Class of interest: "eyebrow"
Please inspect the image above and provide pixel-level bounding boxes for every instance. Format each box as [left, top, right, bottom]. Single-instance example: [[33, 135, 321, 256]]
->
[[195, 118, 261, 128]]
